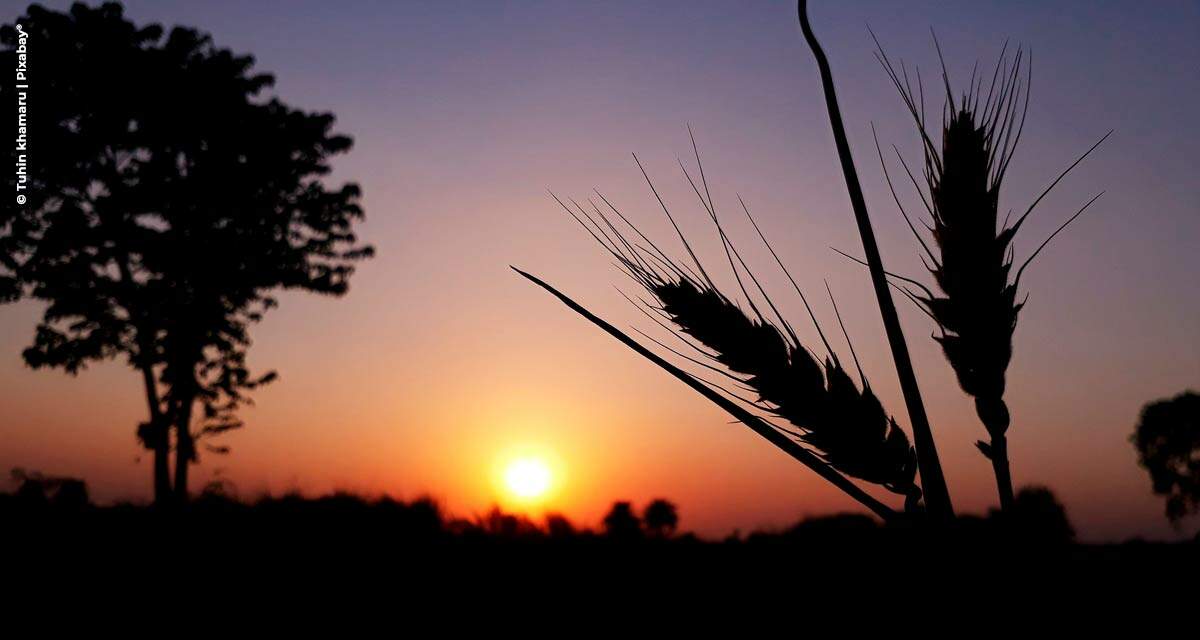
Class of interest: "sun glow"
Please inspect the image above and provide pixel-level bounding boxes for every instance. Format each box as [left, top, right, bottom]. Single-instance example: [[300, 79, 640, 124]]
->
[[504, 457, 552, 500]]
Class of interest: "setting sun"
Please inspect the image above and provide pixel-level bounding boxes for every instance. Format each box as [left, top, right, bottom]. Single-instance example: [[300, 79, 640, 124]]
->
[[504, 458, 552, 500]]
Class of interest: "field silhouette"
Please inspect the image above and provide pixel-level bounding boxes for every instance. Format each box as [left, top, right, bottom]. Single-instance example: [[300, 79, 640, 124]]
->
[[0, 470, 1162, 549]]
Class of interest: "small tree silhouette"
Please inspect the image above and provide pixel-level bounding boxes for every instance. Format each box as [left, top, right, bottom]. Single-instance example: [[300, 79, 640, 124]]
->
[[0, 3, 372, 503], [545, 513, 576, 538], [643, 499, 679, 538], [478, 506, 539, 539], [602, 501, 643, 540], [992, 486, 1074, 544], [1131, 391, 1200, 525], [10, 468, 89, 512]]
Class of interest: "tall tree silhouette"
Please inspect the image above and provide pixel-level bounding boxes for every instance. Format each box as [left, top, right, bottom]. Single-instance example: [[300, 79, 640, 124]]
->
[[1131, 391, 1200, 525], [0, 3, 372, 503]]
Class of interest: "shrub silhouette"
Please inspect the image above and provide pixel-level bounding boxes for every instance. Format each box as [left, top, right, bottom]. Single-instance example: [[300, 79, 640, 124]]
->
[[991, 486, 1075, 544], [478, 506, 541, 539], [9, 468, 89, 512], [602, 501, 643, 540], [643, 499, 679, 538], [4, 468, 90, 513], [776, 513, 883, 547], [545, 513, 577, 539]]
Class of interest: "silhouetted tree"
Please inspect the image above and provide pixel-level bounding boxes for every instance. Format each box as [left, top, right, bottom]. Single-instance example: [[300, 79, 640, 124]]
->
[[642, 499, 678, 538], [1131, 391, 1200, 525], [602, 501, 642, 540], [0, 3, 372, 503], [991, 486, 1075, 544], [478, 506, 540, 539], [782, 513, 881, 546], [545, 513, 576, 539], [10, 468, 89, 512]]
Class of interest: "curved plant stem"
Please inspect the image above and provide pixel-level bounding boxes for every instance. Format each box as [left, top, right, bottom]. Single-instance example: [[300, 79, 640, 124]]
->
[[514, 266, 900, 522], [797, 0, 954, 520], [978, 399, 1016, 511]]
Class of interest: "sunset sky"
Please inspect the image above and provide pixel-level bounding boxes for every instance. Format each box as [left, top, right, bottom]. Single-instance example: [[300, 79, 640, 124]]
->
[[1, 0, 1197, 541]]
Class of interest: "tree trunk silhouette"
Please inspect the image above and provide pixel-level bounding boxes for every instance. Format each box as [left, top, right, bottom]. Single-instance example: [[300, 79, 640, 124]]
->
[[115, 254, 172, 506], [172, 383, 196, 503], [796, 0, 953, 520], [138, 365, 172, 506]]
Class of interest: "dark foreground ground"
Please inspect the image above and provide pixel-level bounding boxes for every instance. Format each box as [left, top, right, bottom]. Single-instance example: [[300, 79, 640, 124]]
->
[[5, 482, 1196, 585], [6, 483, 1194, 626]]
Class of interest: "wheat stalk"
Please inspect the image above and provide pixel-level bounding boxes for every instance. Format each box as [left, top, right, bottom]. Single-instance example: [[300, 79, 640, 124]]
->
[[529, 139, 922, 512], [513, 267, 900, 521], [650, 277, 918, 499], [871, 32, 1108, 510], [797, 0, 954, 520]]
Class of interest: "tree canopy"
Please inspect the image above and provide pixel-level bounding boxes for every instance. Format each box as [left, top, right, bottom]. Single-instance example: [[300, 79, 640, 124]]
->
[[1132, 391, 1200, 524], [643, 499, 679, 538]]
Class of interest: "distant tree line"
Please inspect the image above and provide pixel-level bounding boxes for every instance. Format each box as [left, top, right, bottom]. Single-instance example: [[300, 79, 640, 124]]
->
[[4, 470, 1079, 547]]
